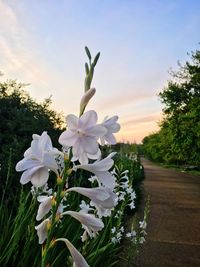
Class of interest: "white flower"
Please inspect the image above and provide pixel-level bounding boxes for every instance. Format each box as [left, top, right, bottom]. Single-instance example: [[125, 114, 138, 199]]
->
[[62, 211, 104, 239], [79, 200, 93, 214], [139, 236, 146, 244], [59, 110, 106, 164], [16, 132, 59, 188], [35, 218, 50, 244], [88, 175, 98, 184], [36, 195, 53, 221], [100, 115, 120, 145], [116, 231, 122, 241], [129, 201, 135, 210], [74, 153, 116, 189], [67, 186, 117, 218], [111, 227, 116, 234], [139, 220, 147, 229], [130, 191, 136, 200], [111, 237, 118, 244], [126, 232, 132, 238], [56, 238, 89, 267], [126, 187, 133, 194], [120, 226, 124, 233]]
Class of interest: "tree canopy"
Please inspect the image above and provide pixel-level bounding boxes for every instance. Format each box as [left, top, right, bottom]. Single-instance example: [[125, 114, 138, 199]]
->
[[142, 49, 200, 166], [0, 78, 64, 197]]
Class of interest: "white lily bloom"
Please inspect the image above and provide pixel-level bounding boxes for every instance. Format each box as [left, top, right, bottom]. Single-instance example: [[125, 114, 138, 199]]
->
[[35, 218, 50, 244], [67, 186, 117, 218], [56, 238, 89, 267], [100, 115, 120, 145], [59, 110, 107, 164], [16, 132, 59, 188], [62, 210, 104, 239], [36, 195, 53, 221], [74, 153, 116, 189]]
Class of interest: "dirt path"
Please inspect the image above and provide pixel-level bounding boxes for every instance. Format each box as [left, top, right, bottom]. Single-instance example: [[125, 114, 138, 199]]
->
[[135, 158, 200, 267]]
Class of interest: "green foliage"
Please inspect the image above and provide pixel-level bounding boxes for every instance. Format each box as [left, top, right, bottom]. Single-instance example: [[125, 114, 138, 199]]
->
[[142, 49, 200, 166], [0, 152, 144, 267]]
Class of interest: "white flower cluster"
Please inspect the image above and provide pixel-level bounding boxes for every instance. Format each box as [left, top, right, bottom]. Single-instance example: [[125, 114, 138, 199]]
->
[[15, 54, 121, 267], [114, 169, 137, 210], [111, 226, 124, 244]]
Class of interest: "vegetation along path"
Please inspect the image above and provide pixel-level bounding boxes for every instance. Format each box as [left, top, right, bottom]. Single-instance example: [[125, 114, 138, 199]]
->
[[135, 158, 200, 267]]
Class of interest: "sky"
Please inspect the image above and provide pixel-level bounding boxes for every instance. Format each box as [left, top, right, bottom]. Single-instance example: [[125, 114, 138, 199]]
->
[[0, 0, 200, 143]]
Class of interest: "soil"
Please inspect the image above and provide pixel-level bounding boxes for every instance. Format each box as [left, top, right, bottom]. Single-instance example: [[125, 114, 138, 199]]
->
[[134, 158, 200, 267]]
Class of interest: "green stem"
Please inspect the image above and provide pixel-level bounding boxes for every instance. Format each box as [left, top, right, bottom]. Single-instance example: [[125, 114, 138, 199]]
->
[[41, 155, 70, 267]]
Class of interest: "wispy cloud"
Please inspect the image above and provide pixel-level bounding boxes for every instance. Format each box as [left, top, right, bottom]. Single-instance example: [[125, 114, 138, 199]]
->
[[121, 113, 162, 127]]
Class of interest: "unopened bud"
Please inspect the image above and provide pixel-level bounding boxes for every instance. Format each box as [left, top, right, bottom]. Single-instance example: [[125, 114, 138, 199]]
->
[[57, 176, 62, 185], [51, 197, 56, 207], [47, 220, 52, 231], [80, 88, 96, 116], [67, 168, 72, 176]]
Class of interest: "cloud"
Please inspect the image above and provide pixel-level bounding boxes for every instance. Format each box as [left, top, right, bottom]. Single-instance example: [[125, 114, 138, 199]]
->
[[121, 113, 162, 127]]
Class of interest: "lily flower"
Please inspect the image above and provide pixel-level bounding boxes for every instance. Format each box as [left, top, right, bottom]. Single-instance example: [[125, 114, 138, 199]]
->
[[58, 110, 107, 164], [67, 186, 117, 218], [16, 132, 59, 188], [55, 238, 89, 267], [35, 218, 50, 244], [100, 116, 120, 145], [62, 210, 104, 239], [74, 153, 116, 189]]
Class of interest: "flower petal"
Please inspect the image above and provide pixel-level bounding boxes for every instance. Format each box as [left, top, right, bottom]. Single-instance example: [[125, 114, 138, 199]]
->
[[55, 238, 89, 267], [16, 158, 39, 172], [59, 130, 78, 147], [67, 187, 110, 201], [104, 133, 117, 145], [66, 114, 79, 130], [81, 136, 99, 155], [95, 171, 116, 189], [62, 211, 104, 232], [79, 152, 89, 165], [79, 110, 97, 129], [108, 123, 120, 133], [38, 132, 52, 151], [36, 196, 52, 221], [30, 167, 49, 188], [35, 219, 49, 244], [42, 151, 58, 172], [20, 165, 43, 185], [86, 125, 107, 137]]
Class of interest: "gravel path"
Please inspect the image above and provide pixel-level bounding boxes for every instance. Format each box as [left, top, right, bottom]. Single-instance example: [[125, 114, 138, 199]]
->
[[135, 158, 200, 267]]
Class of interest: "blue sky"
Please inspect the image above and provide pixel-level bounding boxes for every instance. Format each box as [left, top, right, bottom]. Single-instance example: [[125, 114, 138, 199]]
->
[[0, 0, 199, 142]]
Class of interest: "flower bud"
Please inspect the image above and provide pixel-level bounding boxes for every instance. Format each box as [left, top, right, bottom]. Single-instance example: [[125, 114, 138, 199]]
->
[[57, 176, 62, 185], [47, 220, 52, 231], [67, 168, 73, 176], [80, 88, 96, 116], [51, 197, 57, 207]]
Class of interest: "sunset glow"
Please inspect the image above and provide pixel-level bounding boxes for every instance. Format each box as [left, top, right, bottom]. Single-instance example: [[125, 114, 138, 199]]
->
[[0, 0, 199, 143]]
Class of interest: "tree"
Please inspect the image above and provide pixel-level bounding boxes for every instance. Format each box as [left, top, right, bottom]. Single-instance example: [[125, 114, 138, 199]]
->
[[0, 78, 64, 199], [142, 49, 200, 166]]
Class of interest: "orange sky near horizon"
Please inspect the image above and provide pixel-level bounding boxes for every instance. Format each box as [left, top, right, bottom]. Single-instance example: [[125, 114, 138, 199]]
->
[[0, 1, 199, 143]]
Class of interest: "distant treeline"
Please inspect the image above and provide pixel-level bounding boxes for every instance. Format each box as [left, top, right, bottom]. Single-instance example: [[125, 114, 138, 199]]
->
[[142, 49, 200, 166]]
